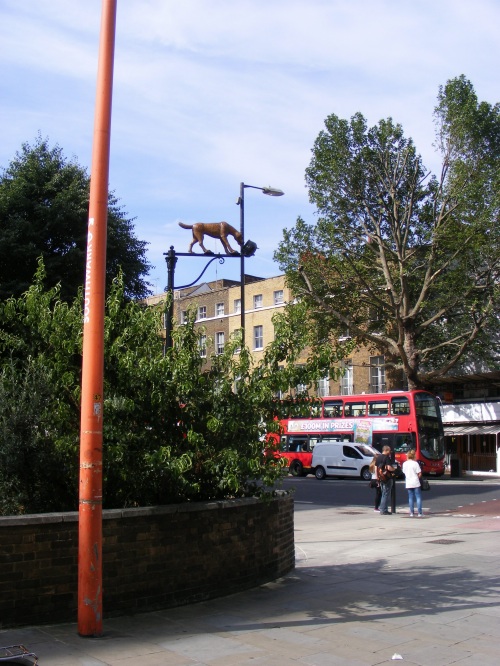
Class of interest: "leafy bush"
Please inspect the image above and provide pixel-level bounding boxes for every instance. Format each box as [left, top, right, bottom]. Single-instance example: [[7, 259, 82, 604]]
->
[[1, 262, 341, 514], [0, 359, 77, 514]]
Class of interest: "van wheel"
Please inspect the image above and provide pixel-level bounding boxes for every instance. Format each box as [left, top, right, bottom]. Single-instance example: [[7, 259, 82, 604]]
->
[[289, 460, 304, 477], [361, 466, 372, 481], [315, 466, 326, 480]]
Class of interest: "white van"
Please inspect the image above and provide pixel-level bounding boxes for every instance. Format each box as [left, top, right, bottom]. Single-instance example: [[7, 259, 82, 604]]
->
[[312, 441, 379, 480]]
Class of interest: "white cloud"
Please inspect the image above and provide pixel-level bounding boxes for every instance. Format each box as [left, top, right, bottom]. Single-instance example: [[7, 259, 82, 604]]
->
[[1, 0, 499, 290]]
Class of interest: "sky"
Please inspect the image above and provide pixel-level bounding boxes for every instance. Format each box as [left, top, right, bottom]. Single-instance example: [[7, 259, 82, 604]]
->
[[1, 0, 498, 293]]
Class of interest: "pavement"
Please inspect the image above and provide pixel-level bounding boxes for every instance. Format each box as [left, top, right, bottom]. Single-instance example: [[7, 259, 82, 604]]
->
[[2, 488, 500, 665]]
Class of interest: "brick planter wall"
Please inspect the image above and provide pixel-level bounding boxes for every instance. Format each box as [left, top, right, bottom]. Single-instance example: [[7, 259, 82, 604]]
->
[[0, 495, 294, 628]]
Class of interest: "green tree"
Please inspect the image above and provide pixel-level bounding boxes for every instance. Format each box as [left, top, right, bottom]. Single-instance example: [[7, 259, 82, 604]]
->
[[0, 358, 77, 514], [275, 76, 500, 389], [0, 264, 345, 514], [0, 135, 151, 301]]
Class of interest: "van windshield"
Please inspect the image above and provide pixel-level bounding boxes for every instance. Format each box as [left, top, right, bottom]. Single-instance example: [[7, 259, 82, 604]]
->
[[355, 444, 378, 457]]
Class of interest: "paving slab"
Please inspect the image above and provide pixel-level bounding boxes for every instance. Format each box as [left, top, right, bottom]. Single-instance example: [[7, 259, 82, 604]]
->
[[1, 501, 500, 665]]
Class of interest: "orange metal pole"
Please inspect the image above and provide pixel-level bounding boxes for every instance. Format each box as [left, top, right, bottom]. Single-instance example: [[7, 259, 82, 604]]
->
[[78, 0, 117, 637]]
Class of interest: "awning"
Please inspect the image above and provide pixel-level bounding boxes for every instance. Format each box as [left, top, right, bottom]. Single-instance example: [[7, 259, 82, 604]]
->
[[444, 424, 500, 436]]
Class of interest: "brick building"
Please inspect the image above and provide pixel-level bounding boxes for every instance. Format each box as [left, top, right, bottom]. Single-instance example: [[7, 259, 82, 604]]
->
[[146, 273, 407, 396]]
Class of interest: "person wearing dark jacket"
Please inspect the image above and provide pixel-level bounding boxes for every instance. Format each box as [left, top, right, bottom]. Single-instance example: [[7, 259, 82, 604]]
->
[[376, 445, 395, 515]]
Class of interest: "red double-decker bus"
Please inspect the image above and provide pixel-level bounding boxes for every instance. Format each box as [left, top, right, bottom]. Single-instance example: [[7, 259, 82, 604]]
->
[[270, 390, 445, 477]]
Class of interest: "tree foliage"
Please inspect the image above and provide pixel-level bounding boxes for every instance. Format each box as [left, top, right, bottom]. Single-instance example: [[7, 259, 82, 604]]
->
[[275, 76, 500, 389], [0, 135, 151, 301], [0, 263, 345, 514]]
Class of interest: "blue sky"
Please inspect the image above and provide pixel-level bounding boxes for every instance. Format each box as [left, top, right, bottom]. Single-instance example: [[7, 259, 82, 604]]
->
[[1, 0, 498, 293]]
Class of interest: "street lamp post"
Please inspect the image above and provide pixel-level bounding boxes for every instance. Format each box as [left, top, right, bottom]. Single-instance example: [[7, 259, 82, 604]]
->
[[236, 183, 284, 344], [163, 248, 227, 352], [164, 246, 178, 351]]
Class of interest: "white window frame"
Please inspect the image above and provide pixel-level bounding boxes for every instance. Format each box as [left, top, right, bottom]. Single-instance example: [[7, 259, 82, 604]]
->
[[216, 331, 225, 355], [295, 365, 307, 395], [198, 305, 206, 320], [216, 302, 224, 316], [317, 375, 329, 397], [340, 360, 353, 395], [253, 325, 264, 350], [199, 334, 207, 358], [234, 298, 241, 314], [339, 326, 351, 340], [253, 294, 263, 309], [273, 290, 284, 305], [370, 355, 386, 393]]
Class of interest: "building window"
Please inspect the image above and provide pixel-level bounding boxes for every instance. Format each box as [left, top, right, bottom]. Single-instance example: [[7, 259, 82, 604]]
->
[[216, 332, 225, 355], [216, 302, 224, 316], [199, 334, 207, 358], [198, 306, 206, 320], [339, 326, 351, 340], [273, 387, 284, 400], [317, 375, 329, 397], [340, 360, 353, 395], [254, 325, 263, 350], [295, 365, 307, 395], [253, 294, 263, 309], [370, 356, 386, 393], [180, 310, 188, 324], [234, 299, 241, 314], [274, 290, 284, 305], [233, 330, 242, 355]]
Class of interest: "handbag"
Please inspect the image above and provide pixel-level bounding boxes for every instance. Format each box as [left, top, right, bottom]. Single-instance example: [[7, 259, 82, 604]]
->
[[420, 478, 430, 491], [377, 466, 394, 483], [369, 479, 379, 488]]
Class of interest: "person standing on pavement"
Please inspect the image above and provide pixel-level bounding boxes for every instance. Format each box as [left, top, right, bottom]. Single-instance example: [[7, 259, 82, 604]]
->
[[402, 449, 423, 517], [376, 445, 395, 515], [369, 456, 381, 511]]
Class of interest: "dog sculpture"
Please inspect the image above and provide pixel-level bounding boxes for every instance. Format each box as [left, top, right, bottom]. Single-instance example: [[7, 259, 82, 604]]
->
[[178, 221, 243, 255]]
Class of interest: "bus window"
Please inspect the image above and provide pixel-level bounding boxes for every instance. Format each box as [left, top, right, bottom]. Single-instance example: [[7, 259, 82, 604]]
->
[[309, 437, 322, 451], [310, 402, 322, 417], [344, 401, 367, 417], [414, 392, 439, 417], [287, 436, 308, 452], [372, 433, 395, 453], [419, 431, 445, 460], [368, 400, 389, 416], [394, 434, 415, 453], [391, 396, 410, 415], [323, 400, 343, 417]]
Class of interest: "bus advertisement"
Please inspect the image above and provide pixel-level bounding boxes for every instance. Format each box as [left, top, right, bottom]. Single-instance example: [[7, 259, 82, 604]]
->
[[271, 390, 446, 478]]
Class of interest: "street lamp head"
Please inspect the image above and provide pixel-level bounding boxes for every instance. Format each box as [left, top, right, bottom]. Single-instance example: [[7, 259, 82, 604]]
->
[[240, 183, 284, 197], [241, 240, 258, 257], [261, 186, 284, 197]]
